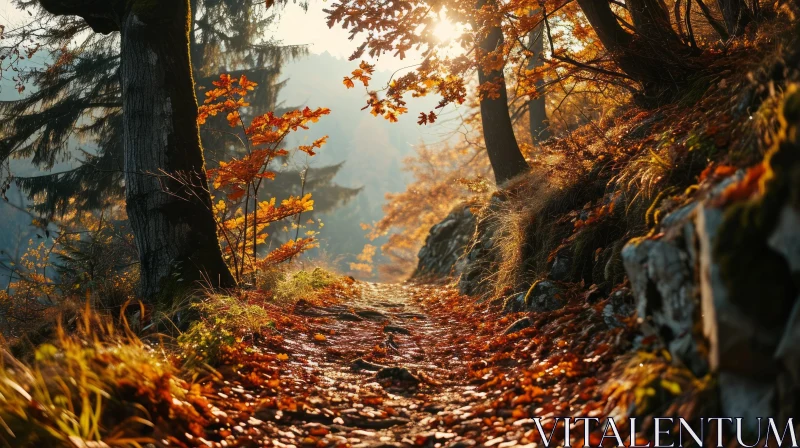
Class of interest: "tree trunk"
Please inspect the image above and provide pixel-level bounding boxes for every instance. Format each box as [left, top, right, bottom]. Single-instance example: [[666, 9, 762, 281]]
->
[[627, 0, 683, 44], [528, 22, 550, 143], [36, 0, 236, 302], [475, 0, 530, 184], [576, 0, 697, 102], [119, 1, 236, 301], [716, 0, 752, 36]]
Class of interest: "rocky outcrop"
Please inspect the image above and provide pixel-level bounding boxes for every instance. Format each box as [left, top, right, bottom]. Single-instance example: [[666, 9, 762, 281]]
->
[[622, 90, 800, 423], [413, 205, 476, 280], [457, 196, 503, 296], [412, 195, 505, 296]]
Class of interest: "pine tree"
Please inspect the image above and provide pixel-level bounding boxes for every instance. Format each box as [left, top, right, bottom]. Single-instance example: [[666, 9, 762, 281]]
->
[[1, 0, 361, 299]]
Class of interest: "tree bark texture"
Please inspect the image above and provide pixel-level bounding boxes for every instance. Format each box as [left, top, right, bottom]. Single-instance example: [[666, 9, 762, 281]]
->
[[576, 0, 698, 102], [120, 2, 236, 300], [37, 0, 237, 302], [527, 21, 550, 143], [476, 0, 530, 184]]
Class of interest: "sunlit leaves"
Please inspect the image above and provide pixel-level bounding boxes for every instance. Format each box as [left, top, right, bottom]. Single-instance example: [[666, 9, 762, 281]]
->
[[349, 244, 377, 273], [342, 61, 375, 89], [298, 136, 328, 156], [198, 74, 330, 278]]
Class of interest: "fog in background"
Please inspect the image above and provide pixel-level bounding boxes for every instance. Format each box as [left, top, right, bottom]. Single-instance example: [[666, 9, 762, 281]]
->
[[0, 1, 463, 280]]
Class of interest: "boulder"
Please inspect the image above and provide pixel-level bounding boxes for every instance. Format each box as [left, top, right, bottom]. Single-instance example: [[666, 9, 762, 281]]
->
[[503, 293, 527, 313], [603, 288, 635, 329], [502, 280, 566, 314], [622, 150, 800, 422], [413, 205, 476, 280], [547, 248, 572, 281], [524, 280, 566, 313], [622, 221, 706, 375]]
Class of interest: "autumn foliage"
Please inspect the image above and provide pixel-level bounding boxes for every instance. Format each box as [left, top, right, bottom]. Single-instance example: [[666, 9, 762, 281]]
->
[[197, 74, 331, 280]]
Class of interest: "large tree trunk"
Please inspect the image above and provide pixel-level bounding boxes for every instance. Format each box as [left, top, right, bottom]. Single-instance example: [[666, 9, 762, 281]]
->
[[576, 0, 698, 102], [119, 2, 236, 300], [528, 22, 550, 143], [476, 0, 530, 184], [37, 0, 236, 303]]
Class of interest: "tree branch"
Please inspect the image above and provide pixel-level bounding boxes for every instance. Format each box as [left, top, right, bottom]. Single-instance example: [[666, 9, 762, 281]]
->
[[37, 0, 119, 34]]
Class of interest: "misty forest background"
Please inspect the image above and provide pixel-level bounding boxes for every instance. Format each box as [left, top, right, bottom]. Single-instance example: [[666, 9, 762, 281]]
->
[[0, 47, 444, 283]]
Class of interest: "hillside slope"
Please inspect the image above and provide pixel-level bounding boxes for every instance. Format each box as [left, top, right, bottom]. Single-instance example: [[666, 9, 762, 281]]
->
[[414, 20, 800, 429]]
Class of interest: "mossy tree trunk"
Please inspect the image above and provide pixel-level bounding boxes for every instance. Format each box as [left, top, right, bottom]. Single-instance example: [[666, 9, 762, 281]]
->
[[37, 0, 236, 302], [475, 0, 530, 185]]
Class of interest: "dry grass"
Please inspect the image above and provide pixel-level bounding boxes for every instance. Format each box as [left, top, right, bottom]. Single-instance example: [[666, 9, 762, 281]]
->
[[271, 267, 343, 304], [486, 171, 562, 299], [0, 265, 352, 446], [0, 305, 207, 447]]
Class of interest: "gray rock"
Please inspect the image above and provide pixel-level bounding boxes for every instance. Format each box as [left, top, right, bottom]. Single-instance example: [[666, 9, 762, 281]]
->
[[524, 280, 565, 313], [622, 207, 706, 376], [609, 288, 635, 314], [621, 167, 800, 421], [503, 293, 527, 313], [413, 205, 477, 280], [696, 203, 781, 379], [768, 206, 800, 272], [547, 249, 571, 281], [603, 288, 635, 328]]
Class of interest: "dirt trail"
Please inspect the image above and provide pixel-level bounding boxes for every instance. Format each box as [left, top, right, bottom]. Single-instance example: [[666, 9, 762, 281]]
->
[[203, 280, 638, 448], [206, 282, 504, 448]]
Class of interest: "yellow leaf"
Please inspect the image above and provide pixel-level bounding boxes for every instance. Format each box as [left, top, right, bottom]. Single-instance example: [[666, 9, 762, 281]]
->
[[660, 380, 682, 395], [276, 353, 289, 361], [313, 333, 327, 341]]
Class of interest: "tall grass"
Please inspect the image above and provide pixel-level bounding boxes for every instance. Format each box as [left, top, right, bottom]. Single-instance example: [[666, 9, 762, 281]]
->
[[0, 305, 200, 447]]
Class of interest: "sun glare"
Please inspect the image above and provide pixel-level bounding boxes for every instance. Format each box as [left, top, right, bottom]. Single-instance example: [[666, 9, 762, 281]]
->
[[434, 16, 463, 43]]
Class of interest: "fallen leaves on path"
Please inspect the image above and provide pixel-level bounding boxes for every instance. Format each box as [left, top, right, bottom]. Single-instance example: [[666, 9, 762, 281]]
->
[[170, 282, 709, 448]]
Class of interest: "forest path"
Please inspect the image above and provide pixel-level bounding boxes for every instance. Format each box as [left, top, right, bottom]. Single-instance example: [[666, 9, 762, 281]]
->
[[207, 282, 506, 448]]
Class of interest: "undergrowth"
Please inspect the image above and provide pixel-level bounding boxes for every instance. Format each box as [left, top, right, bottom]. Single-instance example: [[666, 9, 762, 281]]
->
[[0, 267, 353, 446], [462, 17, 800, 303], [270, 267, 342, 304], [0, 306, 209, 447]]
